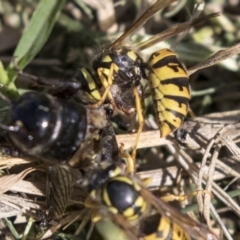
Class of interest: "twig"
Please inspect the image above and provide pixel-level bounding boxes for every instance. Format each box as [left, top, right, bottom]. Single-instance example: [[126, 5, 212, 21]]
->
[[210, 204, 232, 240]]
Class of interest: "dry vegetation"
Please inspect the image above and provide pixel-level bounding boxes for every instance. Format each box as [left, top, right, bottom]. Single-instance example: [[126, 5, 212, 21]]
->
[[0, 0, 240, 239]]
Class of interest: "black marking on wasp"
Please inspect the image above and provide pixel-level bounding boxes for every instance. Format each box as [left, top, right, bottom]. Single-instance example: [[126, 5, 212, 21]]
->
[[160, 78, 190, 91], [151, 55, 187, 74]]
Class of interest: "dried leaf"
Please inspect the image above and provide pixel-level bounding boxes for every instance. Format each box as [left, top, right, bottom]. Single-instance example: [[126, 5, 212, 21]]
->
[[0, 167, 36, 194]]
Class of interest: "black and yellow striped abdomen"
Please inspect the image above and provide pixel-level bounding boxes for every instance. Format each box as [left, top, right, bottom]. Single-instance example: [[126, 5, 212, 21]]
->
[[141, 213, 191, 240], [148, 48, 190, 137]]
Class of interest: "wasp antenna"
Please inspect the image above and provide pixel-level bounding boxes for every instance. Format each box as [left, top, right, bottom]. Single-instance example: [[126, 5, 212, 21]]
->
[[0, 122, 19, 132]]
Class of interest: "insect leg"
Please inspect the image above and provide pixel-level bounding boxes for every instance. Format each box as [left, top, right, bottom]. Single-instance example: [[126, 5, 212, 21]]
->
[[87, 65, 117, 108], [84, 196, 102, 224], [119, 143, 134, 174], [131, 87, 144, 166], [87, 85, 111, 108], [161, 190, 213, 202], [13, 60, 81, 93]]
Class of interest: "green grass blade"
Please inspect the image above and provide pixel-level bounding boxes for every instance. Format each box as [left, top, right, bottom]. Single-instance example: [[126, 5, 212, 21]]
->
[[0, 60, 18, 99], [0, 61, 9, 86], [6, 0, 66, 90]]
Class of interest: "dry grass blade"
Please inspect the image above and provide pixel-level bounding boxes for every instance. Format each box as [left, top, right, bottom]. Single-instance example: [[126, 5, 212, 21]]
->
[[167, 145, 236, 238], [117, 110, 240, 151], [196, 124, 240, 226], [0, 194, 42, 218], [138, 160, 240, 190], [196, 134, 219, 225], [116, 130, 172, 150], [0, 200, 24, 218], [219, 134, 240, 160], [0, 167, 36, 194], [210, 204, 233, 240], [174, 114, 240, 217], [0, 157, 34, 168], [188, 42, 240, 76], [73, 209, 92, 235], [203, 144, 220, 226], [9, 179, 45, 196], [176, 110, 240, 147], [40, 211, 83, 239]]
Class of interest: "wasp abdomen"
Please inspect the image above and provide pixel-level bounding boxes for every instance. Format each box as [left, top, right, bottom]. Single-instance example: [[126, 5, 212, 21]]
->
[[148, 48, 190, 137], [140, 213, 191, 240], [6, 92, 89, 162]]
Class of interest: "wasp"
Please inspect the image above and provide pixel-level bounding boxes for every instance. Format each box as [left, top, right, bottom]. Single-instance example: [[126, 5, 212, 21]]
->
[[82, 162, 218, 240], [0, 91, 107, 166], [78, 0, 219, 165]]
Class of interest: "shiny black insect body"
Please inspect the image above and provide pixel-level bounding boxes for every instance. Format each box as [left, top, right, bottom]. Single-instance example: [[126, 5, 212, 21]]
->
[[0, 91, 107, 164]]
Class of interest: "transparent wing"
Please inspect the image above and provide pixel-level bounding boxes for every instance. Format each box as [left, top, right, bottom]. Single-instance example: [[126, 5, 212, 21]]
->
[[108, 0, 176, 49], [136, 12, 220, 51], [140, 187, 219, 240]]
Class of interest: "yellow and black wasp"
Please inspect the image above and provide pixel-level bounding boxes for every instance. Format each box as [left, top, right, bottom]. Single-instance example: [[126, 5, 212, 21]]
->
[[82, 162, 219, 240], [76, 0, 219, 167]]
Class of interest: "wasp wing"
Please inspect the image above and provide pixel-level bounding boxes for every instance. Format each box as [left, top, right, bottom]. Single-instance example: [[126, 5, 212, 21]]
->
[[108, 0, 176, 49], [136, 12, 220, 51], [140, 187, 219, 240]]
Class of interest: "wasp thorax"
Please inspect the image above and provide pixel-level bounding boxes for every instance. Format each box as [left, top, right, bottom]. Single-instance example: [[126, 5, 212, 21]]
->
[[93, 46, 145, 86], [103, 177, 146, 220]]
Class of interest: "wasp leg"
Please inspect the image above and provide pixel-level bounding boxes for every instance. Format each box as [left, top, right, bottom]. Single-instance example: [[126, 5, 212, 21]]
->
[[161, 190, 213, 202], [14, 69, 83, 99], [13, 60, 81, 92], [87, 64, 118, 109], [91, 210, 102, 223], [87, 85, 111, 108], [17, 70, 73, 87], [119, 143, 134, 174], [84, 195, 99, 208], [131, 87, 144, 166], [141, 177, 152, 187], [84, 195, 103, 223]]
